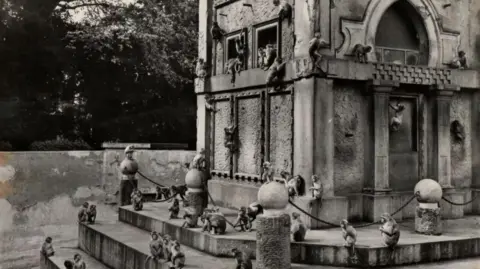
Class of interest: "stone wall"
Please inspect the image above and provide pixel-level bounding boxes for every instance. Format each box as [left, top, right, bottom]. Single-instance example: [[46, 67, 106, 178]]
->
[[450, 92, 473, 188], [333, 81, 367, 195], [0, 149, 195, 269]]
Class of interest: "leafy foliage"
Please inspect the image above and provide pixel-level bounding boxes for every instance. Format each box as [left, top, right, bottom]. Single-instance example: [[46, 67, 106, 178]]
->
[[0, 0, 198, 150], [30, 137, 92, 151]]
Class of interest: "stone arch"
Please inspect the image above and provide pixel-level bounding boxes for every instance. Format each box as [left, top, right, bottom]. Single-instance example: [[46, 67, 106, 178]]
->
[[337, 0, 458, 66]]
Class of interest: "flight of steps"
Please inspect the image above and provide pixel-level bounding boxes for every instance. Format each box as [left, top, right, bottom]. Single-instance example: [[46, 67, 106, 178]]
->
[[40, 203, 327, 269]]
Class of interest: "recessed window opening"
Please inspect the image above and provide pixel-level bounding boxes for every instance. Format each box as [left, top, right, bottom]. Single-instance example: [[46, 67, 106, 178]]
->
[[374, 1, 429, 65], [255, 23, 279, 68], [226, 34, 240, 61]]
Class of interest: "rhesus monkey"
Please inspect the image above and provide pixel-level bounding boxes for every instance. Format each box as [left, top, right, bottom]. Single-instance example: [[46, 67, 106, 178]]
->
[[446, 50, 467, 69], [234, 207, 251, 232], [310, 175, 323, 200], [340, 219, 357, 261], [246, 201, 263, 222], [86, 204, 96, 224], [231, 248, 253, 269], [257, 47, 266, 68], [278, 2, 292, 25], [265, 57, 286, 91], [225, 58, 242, 84], [379, 213, 400, 261], [40, 236, 55, 257], [261, 162, 274, 183], [287, 175, 305, 198], [144, 231, 164, 267], [263, 44, 277, 71], [170, 240, 186, 269], [308, 32, 329, 72], [131, 188, 143, 211], [190, 148, 206, 170], [73, 253, 86, 269], [211, 21, 225, 42], [78, 202, 89, 223], [169, 198, 180, 219], [204, 95, 219, 113], [389, 101, 405, 131], [351, 44, 372, 63], [64, 260, 74, 269], [291, 212, 307, 242]]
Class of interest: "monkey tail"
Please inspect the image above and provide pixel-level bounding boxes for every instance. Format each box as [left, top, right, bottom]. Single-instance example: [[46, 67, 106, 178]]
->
[[144, 255, 152, 269]]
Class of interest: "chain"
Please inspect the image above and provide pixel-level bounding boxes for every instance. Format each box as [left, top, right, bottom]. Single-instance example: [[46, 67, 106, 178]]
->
[[289, 192, 419, 228], [136, 171, 166, 187], [442, 194, 479, 206]]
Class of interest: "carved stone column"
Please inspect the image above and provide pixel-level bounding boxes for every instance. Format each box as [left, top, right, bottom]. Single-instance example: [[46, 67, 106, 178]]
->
[[293, 77, 334, 193], [256, 182, 291, 269], [432, 85, 458, 189], [364, 80, 398, 193], [119, 146, 139, 206], [184, 168, 206, 227]]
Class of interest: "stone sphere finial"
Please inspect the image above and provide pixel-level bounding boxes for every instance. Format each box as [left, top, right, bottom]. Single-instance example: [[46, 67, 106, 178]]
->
[[120, 145, 138, 176], [185, 168, 205, 189], [258, 181, 289, 216], [414, 178, 443, 203]]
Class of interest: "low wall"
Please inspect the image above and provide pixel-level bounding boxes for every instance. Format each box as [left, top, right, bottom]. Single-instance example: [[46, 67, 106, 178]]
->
[[0, 148, 195, 269]]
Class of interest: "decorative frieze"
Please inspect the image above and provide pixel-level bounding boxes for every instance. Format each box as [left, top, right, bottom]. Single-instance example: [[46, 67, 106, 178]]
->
[[373, 63, 452, 85]]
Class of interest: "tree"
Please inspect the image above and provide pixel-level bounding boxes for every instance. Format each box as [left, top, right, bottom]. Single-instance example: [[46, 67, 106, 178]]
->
[[0, 0, 199, 149]]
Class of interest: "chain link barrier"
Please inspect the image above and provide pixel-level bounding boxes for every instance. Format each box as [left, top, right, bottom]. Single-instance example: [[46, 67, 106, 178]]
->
[[289, 192, 419, 228], [441, 194, 479, 206]]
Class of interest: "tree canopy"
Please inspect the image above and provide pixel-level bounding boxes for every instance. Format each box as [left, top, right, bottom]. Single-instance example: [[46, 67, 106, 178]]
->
[[0, 0, 199, 150]]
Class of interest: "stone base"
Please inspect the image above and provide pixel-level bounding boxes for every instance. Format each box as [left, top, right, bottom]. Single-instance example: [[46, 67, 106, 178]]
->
[[208, 179, 259, 208], [415, 204, 442, 235], [119, 179, 137, 206], [256, 213, 291, 269], [185, 190, 205, 226]]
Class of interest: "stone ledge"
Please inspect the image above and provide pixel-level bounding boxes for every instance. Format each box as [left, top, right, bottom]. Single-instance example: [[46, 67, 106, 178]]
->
[[40, 248, 109, 269], [101, 142, 189, 150], [119, 203, 480, 267]]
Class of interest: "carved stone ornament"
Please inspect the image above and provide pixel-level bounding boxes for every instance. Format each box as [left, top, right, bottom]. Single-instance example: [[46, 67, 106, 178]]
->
[[294, 57, 328, 80]]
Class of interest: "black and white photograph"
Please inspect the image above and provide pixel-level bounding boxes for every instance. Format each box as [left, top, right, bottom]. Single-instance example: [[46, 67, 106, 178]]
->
[[0, 0, 480, 268]]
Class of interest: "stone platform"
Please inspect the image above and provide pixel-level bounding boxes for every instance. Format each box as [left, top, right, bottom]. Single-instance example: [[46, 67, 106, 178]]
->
[[40, 248, 109, 269], [119, 202, 480, 267]]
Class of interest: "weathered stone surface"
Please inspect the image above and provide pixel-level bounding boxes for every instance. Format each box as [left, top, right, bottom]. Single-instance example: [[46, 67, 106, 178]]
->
[[414, 179, 443, 203], [185, 190, 205, 226], [119, 179, 137, 206], [450, 92, 472, 188], [415, 205, 442, 235], [185, 168, 205, 188], [333, 83, 366, 195], [256, 214, 291, 269], [237, 97, 262, 175], [269, 93, 293, 176], [213, 100, 231, 171], [257, 181, 289, 211]]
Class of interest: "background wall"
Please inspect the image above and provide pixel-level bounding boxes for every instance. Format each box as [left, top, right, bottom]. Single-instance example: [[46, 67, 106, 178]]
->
[[0, 148, 195, 269]]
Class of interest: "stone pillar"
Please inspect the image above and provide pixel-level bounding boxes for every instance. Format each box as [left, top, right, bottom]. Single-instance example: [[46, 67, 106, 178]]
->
[[293, 78, 314, 188], [364, 80, 398, 193], [119, 176, 138, 206], [257, 182, 291, 269], [119, 145, 139, 206], [313, 78, 334, 197], [414, 178, 443, 235], [293, 77, 334, 192], [432, 85, 458, 189], [184, 168, 206, 227]]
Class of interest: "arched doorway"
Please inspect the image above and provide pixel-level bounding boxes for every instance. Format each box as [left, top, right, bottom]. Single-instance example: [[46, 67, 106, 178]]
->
[[374, 1, 429, 65]]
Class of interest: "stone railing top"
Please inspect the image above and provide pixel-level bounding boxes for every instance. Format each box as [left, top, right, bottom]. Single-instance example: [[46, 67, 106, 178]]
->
[[101, 142, 189, 150]]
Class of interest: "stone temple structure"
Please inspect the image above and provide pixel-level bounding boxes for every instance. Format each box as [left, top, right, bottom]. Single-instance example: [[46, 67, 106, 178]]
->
[[196, 0, 480, 226]]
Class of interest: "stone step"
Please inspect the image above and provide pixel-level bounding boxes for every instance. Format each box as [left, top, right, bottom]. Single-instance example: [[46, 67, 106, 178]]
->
[[119, 202, 480, 268], [40, 247, 109, 269], [78, 219, 325, 269]]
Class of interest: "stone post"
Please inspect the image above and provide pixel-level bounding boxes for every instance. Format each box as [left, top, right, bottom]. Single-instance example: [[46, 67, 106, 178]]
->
[[364, 80, 398, 193], [119, 145, 139, 206], [184, 168, 207, 227], [431, 85, 458, 189], [256, 182, 291, 269], [414, 178, 443, 235]]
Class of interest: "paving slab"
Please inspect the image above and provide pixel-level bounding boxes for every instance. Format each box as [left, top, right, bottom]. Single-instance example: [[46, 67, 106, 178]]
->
[[119, 201, 480, 267]]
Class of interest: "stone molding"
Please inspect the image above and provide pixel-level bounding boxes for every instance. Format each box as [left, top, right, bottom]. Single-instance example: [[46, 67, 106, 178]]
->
[[336, 0, 460, 67]]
